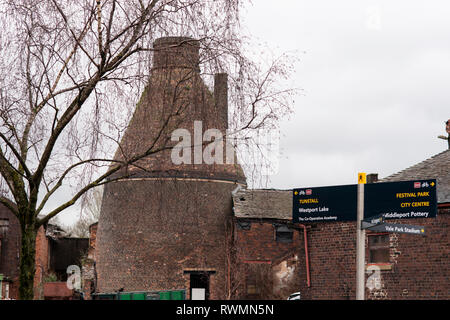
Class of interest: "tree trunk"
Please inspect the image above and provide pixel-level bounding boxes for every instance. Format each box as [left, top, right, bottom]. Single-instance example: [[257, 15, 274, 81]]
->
[[19, 221, 37, 300]]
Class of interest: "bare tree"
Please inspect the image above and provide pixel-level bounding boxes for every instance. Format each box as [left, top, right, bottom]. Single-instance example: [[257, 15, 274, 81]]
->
[[67, 186, 103, 238], [0, 0, 296, 299]]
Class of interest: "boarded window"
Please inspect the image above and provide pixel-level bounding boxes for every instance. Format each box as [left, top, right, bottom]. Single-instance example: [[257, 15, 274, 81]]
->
[[368, 234, 390, 263], [236, 221, 251, 230], [0, 219, 8, 263], [275, 225, 293, 243], [246, 274, 259, 295]]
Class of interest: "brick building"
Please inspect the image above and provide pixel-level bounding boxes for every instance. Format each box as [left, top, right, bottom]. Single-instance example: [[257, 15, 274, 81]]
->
[[231, 190, 308, 299], [0, 200, 21, 300], [95, 37, 246, 300], [89, 35, 448, 300], [0, 205, 88, 300], [36, 226, 88, 300], [231, 149, 449, 300], [85, 149, 450, 300]]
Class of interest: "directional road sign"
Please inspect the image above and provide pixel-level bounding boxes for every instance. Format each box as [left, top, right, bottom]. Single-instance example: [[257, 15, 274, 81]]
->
[[364, 179, 437, 221], [293, 184, 357, 223], [365, 223, 426, 235]]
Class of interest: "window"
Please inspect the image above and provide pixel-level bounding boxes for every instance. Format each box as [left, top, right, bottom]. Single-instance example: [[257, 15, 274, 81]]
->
[[0, 219, 7, 267], [275, 225, 293, 243], [246, 273, 260, 296], [236, 221, 251, 230], [368, 234, 390, 264], [0, 219, 8, 237]]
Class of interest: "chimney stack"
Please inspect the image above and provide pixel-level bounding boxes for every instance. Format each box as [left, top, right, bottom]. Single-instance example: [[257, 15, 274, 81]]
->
[[152, 36, 200, 71], [214, 73, 228, 130], [367, 173, 378, 184], [438, 119, 450, 149], [446, 119, 450, 149]]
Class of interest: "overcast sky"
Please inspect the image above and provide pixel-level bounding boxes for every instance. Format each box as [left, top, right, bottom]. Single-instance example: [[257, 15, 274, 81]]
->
[[242, 0, 450, 189]]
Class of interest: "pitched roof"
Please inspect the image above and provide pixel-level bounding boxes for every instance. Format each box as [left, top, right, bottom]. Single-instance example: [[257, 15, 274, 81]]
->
[[232, 189, 292, 220], [381, 149, 450, 203]]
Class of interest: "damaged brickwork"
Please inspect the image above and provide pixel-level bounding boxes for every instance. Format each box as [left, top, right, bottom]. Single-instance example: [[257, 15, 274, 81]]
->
[[232, 188, 449, 300]]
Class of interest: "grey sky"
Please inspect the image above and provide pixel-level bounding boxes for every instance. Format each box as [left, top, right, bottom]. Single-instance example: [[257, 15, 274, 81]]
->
[[242, 0, 450, 189]]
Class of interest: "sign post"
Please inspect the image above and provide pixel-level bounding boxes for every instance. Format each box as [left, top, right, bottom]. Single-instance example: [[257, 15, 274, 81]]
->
[[292, 177, 437, 301], [356, 173, 366, 300]]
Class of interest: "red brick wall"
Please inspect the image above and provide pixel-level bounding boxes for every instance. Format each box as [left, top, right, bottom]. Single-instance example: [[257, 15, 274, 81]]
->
[[297, 208, 449, 300], [34, 226, 49, 299], [235, 221, 303, 263], [96, 179, 240, 299], [43, 282, 73, 299], [233, 220, 308, 299], [0, 203, 20, 300], [1, 279, 19, 300], [88, 223, 98, 261], [82, 223, 98, 300], [0, 204, 53, 300], [298, 221, 357, 300], [366, 208, 449, 299], [233, 208, 449, 300]]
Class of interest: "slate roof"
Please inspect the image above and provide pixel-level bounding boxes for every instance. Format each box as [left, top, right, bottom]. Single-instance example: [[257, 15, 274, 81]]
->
[[232, 189, 292, 220], [381, 149, 450, 204]]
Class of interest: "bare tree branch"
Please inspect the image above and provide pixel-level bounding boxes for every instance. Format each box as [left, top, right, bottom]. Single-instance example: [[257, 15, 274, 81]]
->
[[0, 0, 296, 299]]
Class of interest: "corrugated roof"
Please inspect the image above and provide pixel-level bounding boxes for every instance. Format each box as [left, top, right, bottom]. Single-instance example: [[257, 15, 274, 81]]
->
[[381, 149, 450, 203], [232, 189, 292, 220]]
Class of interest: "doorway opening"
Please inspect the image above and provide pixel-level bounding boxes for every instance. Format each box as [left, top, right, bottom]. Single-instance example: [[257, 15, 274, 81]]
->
[[184, 270, 215, 300]]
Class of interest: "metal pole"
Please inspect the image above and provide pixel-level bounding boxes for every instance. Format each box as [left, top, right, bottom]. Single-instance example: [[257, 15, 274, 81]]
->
[[356, 183, 365, 300]]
